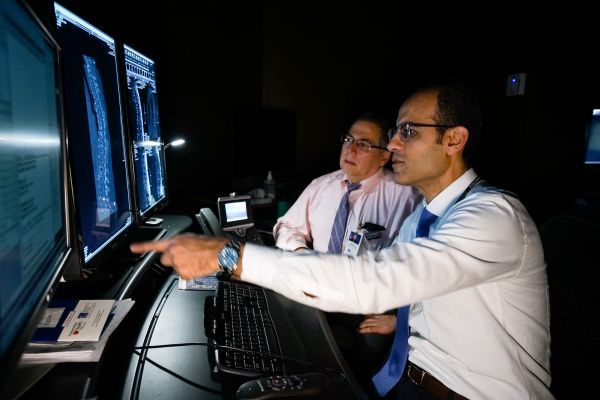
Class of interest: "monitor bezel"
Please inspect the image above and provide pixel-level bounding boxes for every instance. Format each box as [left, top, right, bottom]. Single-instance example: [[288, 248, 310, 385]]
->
[[0, 0, 72, 396]]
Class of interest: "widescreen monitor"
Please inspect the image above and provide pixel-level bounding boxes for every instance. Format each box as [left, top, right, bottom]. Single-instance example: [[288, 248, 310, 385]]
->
[[123, 44, 167, 219], [0, 0, 71, 395], [54, 3, 133, 267], [585, 109, 600, 165]]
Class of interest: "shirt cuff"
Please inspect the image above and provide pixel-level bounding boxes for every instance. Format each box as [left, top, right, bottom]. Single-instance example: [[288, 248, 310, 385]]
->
[[241, 243, 278, 286]]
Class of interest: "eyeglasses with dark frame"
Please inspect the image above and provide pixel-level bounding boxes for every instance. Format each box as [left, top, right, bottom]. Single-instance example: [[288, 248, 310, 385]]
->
[[388, 122, 455, 142], [340, 135, 389, 152]]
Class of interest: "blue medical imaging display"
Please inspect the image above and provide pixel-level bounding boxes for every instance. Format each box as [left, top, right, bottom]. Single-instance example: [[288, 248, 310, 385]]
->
[[0, 0, 71, 394], [123, 45, 167, 218], [585, 109, 600, 164], [54, 3, 133, 265]]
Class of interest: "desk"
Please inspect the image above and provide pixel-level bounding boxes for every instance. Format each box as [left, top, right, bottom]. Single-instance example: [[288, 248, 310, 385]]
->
[[122, 276, 221, 399], [121, 276, 367, 400], [9, 215, 192, 400], [12, 214, 366, 399]]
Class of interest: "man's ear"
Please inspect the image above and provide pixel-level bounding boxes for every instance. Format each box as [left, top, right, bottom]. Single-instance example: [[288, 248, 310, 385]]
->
[[445, 126, 468, 156]]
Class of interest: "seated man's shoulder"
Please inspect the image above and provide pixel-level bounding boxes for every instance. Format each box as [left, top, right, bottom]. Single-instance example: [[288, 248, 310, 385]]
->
[[311, 169, 345, 186], [456, 187, 529, 224]]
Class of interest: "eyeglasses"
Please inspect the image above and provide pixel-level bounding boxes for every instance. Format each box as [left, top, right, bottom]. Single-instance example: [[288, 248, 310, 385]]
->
[[388, 122, 454, 142], [340, 135, 389, 152]]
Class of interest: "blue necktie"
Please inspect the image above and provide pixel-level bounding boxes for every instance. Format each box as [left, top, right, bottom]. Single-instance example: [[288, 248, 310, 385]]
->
[[328, 181, 361, 254], [372, 207, 438, 396]]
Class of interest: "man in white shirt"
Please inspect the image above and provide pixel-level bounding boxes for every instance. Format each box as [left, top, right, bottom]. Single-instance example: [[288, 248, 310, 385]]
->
[[132, 84, 553, 399], [273, 112, 420, 384]]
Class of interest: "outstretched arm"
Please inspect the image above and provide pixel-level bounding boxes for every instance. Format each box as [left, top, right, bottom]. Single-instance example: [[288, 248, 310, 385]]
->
[[130, 233, 244, 280]]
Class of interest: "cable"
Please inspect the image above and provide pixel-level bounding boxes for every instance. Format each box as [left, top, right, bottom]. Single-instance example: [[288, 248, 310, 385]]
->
[[131, 350, 221, 395], [132, 342, 346, 383]]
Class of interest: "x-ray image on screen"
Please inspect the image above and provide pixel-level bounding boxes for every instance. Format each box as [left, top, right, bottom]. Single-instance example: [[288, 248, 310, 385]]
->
[[82, 55, 117, 225], [124, 45, 167, 217], [55, 3, 133, 265]]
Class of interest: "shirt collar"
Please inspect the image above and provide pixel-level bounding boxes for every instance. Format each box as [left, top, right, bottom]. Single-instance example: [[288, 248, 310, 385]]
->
[[423, 169, 477, 216], [341, 168, 383, 192]]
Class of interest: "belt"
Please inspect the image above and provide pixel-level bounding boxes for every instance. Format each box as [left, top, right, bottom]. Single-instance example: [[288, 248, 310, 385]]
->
[[407, 362, 468, 400]]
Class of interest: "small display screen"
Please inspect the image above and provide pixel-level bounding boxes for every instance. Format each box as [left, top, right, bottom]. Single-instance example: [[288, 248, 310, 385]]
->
[[218, 196, 254, 230], [225, 202, 248, 223]]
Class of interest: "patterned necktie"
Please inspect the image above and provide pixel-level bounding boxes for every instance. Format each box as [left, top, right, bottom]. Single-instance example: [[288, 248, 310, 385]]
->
[[327, 181, 361, 254], [372, 207, 438, 396]]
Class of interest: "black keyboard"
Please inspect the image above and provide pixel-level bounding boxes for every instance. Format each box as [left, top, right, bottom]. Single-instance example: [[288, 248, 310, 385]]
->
[[210, 281, 283, 377]]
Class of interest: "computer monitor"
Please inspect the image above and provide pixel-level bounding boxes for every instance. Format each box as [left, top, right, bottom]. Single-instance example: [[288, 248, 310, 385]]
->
[[54, 3, 133, 268], [122, 44, 168, 220], [585, 109, 600, 165], [0, 0, 71, 396]]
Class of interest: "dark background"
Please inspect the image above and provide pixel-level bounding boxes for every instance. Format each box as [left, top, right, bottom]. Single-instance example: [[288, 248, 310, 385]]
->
[[30, 0, 600, 226]]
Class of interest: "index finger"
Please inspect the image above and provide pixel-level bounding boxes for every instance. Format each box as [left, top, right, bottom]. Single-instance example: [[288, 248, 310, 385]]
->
[[130, 239, 171, 254]]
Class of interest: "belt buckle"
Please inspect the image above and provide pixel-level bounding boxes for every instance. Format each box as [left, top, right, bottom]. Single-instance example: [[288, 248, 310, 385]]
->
[[408, 363, 426, 386]]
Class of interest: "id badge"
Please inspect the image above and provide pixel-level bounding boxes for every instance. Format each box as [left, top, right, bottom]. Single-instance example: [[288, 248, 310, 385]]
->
[[344, 230, 364, 256]]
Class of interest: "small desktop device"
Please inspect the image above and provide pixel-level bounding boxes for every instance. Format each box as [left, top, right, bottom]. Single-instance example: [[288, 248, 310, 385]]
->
[[585, 109, 600, 165], [581, 108, 600, 200], [217, 194, 255, 237], [0, 0, 72, 396], [54, 3, 134, 269], [122, 44, 168, 223]]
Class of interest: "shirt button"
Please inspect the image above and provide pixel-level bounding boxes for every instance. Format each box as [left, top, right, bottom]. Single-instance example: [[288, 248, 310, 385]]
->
[[410, 303, 422, 314]]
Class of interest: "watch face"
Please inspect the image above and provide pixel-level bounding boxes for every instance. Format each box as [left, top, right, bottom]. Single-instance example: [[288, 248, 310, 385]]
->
[[218, 245, 238, 269]]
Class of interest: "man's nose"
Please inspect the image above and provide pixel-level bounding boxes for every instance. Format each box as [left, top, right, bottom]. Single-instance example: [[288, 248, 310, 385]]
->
[[387, 134, 404, 152]]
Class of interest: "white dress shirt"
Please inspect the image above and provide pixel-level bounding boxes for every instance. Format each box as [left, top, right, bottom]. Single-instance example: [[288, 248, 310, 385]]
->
[[273, 168, 420, 252], [242, 169, 553, 399]]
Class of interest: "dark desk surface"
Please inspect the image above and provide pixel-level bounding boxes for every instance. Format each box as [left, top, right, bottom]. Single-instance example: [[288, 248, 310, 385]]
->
[[121, 275, 367, 400], [122, 275, 221, 399]]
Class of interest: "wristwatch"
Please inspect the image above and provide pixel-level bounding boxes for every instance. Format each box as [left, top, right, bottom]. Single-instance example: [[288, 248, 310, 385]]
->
[[217, 237, 241, 274]]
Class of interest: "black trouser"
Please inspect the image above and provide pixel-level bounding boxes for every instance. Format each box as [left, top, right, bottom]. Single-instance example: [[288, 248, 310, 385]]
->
[[326, 312, 394, 388], [363, 372, 437, 400]]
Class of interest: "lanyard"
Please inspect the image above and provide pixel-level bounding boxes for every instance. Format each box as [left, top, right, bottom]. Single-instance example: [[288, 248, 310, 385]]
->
[[455, 176, 482, 204]]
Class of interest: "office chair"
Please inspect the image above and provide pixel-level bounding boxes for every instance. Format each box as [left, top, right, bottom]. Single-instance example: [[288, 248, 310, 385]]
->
[[540, 213, 600, 398]]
